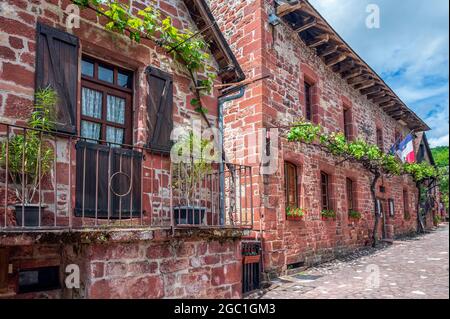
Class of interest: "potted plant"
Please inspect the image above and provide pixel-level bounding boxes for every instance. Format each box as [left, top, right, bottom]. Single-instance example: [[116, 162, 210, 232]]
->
[[171, 130, 213, 225], [348, 210, 362, 220], [0, 87, 57, 227], [321, 209, 337, 221], [286, 206, 306, 221]]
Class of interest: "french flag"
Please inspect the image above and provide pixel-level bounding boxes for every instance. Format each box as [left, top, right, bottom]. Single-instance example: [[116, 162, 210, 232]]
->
[[390, 134, 415, 164]]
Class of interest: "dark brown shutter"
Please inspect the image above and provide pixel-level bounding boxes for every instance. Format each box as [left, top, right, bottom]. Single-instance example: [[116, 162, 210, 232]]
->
[[146, 66, 174, 154], [0, 248, 8, 293], [36, 23, 79, 134], [75, 141, 142, 218]]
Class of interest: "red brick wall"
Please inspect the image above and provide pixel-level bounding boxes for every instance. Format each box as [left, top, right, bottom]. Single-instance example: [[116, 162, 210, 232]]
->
[[211, 0, 420, 275], [0, 233, 242, 299]]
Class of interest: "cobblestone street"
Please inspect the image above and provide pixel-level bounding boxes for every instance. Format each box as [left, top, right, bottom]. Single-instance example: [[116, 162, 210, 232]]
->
[[254, 224, 449, 299]]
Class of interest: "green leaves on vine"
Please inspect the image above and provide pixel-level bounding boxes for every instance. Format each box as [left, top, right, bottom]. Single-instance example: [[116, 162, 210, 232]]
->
[[72, 0, 217, 117], [288, 120, 438, 182]]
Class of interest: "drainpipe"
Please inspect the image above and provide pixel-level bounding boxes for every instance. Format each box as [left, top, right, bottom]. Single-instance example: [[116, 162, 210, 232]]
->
[[218, 86, 246, 225]]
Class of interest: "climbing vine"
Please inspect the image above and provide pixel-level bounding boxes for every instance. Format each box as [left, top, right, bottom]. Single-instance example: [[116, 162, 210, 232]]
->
[[72, 0, 217, 121], [287, 120, 438, 246], [287, 121, 437, 183]]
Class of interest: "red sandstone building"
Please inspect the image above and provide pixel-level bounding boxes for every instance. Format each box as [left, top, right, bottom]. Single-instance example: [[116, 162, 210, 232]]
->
[[0, 0, 440, 299], [211, 0, 439, 277], [0, 0, 253, 298]]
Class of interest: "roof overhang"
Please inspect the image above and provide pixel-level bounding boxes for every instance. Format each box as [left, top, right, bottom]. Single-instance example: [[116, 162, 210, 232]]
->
[[274, 0, 430, 132], [183, 0, 245, 84]]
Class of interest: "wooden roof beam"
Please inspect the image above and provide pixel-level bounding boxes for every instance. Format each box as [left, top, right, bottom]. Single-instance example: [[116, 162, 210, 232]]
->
[[277, 2, 303, 17], [367, 91, 386, 100], [348, 75, 370, 85], [373, 95, 392, 104], [318, 45, 339, 57], [380, 100, 396, 108], [295, 17, 317, 33], [386, 107, 404, 116], [354, 80, 375, 90], [342, 68, 363, 80], [325, 53, 347, 67], [361, 85, 381, 95], [333, 59, 354, 73], [307, 34, 329, 48]]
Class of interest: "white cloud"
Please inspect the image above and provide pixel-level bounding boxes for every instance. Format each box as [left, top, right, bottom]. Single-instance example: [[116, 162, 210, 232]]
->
[[429, 134, 449, 148], [309, 0, 449, 147]]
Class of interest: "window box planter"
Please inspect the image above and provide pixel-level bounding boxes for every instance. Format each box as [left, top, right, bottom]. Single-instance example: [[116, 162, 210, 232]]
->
[[287, 216, 304, 221], [173, 206, 206, 226], [321, 210, 336, 221], [14, 204, 46, 227], [348, 210, 362, 222], [243, 255, 261, 264], [286, 207, 306, 221]]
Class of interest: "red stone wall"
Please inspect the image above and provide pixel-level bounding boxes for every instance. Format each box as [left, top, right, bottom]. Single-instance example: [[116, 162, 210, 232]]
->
[[0, 0, 223, 227], [0, 232, 242, 299], [211, 0, 420, 275]]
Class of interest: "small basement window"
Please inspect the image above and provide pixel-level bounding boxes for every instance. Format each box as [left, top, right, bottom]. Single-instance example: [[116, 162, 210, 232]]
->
[[18, 266, 60, 294], [287, 262, 305, 270]]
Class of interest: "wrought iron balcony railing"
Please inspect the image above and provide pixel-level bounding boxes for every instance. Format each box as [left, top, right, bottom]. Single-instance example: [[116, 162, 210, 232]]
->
[[0, 122, 253, 231]]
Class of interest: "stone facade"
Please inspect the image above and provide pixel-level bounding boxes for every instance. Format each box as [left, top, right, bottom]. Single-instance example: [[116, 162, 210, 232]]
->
[[0, 0, 245, 298], [1, 230, 242, 299], [210, 0, 422, 276]]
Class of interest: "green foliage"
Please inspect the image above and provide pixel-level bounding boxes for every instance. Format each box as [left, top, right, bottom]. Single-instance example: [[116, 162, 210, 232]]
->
[[434, 215, 441, 225], [288, 120, 437, 183], [172, 131, 213, 200], [431, 146, 449, 167], [0, 88, 57, 204], [431, 146, 449, 210], [73, 0, 216, 116], [286, 207, 306, 218], [348, 210, 362, 219], [321, 209, 336, 219]]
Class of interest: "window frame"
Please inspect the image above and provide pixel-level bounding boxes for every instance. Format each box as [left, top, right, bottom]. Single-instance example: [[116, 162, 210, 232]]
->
[[304, 81, 313, 122], [80, 56, 134, 145], [376, 127, 384, 151], [389, 198, 395, 217], [285, 162, 299, 208], [343, 107, 353, 141], [346, 178, 354, 213], [403, 189, 409, 218], [321, 171, 331, 211]]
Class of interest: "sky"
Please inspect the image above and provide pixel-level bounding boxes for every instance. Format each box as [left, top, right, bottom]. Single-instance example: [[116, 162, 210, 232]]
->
[[309, 0, 449, 147]]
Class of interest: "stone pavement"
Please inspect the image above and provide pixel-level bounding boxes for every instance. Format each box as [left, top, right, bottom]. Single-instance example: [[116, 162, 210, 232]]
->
[[252, 224, 449, 299]]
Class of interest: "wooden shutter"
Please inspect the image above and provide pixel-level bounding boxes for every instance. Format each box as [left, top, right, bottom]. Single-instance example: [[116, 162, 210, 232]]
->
[[146, 66, 174, 154], [36, 23, 79, 134], [0, 248, 8, 293], [75, 142, 142, 218]]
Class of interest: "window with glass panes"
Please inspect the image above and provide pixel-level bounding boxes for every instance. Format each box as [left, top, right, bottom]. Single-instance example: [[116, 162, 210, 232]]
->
[[346, 178, 354, 212], [321, 172, 331, 211], [304, 82, 313, 122], [80, 57, 133, 146], [284, 162, 298, 208]]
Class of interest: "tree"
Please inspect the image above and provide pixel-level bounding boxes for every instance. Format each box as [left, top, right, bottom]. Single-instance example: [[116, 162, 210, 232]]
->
[[431, 146, 449, 210]]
